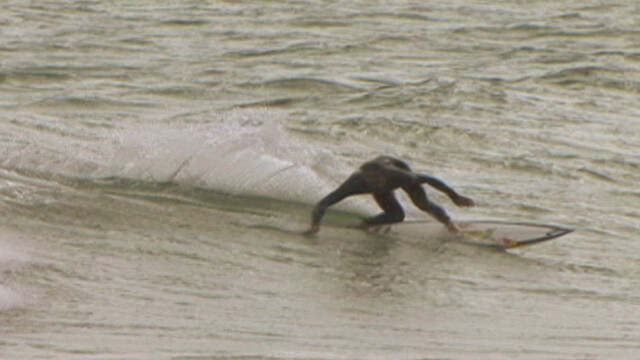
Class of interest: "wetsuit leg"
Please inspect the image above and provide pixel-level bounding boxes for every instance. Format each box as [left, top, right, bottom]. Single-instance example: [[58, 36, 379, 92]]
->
[[364, 191, 405, 226], [402, 184, 451, 225]]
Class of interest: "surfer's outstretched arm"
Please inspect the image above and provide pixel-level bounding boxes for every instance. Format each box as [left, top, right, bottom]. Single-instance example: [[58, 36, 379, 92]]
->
[[304, 174, 365, 234], [402, 183, 461, 233], [416, 174, 475, 207]]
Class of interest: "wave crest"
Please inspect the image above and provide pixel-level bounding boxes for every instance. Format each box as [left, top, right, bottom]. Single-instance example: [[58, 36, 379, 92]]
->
[[104, 111, 347, 204]]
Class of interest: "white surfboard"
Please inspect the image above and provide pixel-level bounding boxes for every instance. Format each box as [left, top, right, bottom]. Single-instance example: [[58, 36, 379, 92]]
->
[[386, 220, 573, 249], [258, 218, 573, 250]]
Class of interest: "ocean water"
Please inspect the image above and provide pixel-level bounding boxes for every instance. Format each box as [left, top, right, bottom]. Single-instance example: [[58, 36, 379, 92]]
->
[[1, 1, 640, 359]]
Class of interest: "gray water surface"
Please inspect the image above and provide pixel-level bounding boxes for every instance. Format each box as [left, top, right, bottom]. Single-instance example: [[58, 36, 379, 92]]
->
[[1, 1, 639, 359]]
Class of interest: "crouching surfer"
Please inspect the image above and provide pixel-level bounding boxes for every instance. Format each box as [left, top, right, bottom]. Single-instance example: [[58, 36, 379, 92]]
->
[[304, 156, 475, 235]]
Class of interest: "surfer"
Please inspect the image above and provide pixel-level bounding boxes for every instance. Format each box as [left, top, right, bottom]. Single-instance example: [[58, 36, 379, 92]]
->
[[304, 156, 475, 234]]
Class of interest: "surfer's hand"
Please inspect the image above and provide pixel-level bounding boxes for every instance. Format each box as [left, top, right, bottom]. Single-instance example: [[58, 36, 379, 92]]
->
[[302, 224, 319, 235], [454, 195, 475, 207]]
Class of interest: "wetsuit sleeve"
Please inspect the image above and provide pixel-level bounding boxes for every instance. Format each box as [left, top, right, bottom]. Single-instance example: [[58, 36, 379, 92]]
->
[[416, 174, 460, 201], [311, 174, 364, 228]]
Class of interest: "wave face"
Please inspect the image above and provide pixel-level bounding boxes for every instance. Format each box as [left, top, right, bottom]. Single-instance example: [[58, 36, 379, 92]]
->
[[103, 115, 346, 204], [1, 110, 360, 207]]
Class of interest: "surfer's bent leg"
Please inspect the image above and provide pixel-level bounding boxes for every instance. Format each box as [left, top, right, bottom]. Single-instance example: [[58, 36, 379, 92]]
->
[[362, 191, 405, 227], [402, 184, 453, 226]]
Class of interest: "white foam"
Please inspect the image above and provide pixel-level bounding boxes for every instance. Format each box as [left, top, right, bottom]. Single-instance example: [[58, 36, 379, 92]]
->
[[1, 109, 372, 213], [0, 239, 30, 311], [0, 285, 23, 311], [0, 240, 30, 272], [104, 109, 353, 205]]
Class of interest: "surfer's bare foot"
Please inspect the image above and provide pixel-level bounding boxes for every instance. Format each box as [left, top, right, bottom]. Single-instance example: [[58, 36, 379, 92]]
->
[[446, 222, 462, 234], [302, 224, 319, 235], [352, 223, 376, 232], [364, 225, 392, 234], [498, 237, 518, 248], [347, 222, 368, 231], [349, 222, 391, 234]]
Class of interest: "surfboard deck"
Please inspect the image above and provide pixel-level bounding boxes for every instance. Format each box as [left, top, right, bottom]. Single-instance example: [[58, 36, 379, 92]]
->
[[257, 218, 573, 250], [383, 220, 573, 249]]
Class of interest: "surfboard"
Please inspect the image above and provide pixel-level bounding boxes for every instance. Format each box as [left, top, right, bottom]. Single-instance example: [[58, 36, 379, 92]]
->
[[257, 218, 573, 250], [385, 220, 573, 249]]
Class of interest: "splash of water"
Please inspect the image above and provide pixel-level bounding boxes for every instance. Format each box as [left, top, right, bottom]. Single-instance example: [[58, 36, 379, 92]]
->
[[0, 238, 31, 312], [105, 110, 350, 205]]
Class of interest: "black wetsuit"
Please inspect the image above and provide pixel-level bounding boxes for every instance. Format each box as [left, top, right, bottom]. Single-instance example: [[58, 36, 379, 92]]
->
[[309, 156, 474, 232]]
